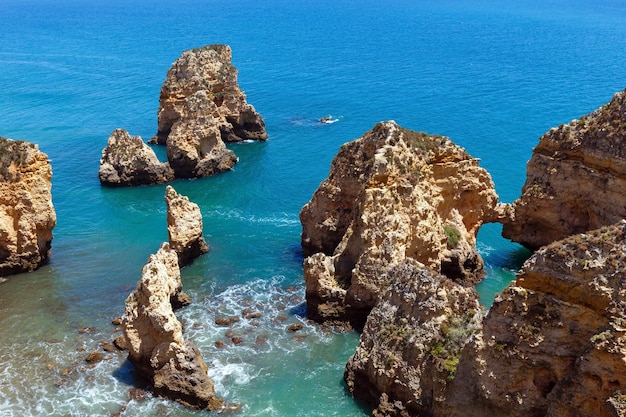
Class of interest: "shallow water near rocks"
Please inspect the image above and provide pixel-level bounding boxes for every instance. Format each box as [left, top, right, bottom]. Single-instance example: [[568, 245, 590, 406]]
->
[[1, 0, 625, 415]]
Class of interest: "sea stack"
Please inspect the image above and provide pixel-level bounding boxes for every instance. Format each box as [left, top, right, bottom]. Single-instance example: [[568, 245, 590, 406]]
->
[[165, 90, 239, 178], [153, 44, 266, 178], [122, 243, 223, 410], [502, 88, 626, 250], [151, 44, 267, 146], [165, 185, 209, 267], [300, 121, 500, 327], [0, 137, 56, 276], [98, 128, 174, 187], [98, 45, 267, 185]]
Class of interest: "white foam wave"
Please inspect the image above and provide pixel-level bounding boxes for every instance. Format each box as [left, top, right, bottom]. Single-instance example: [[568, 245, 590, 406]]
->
[[207, 359, 260, 399], [0, 331, 137, 417], [204, 208, 299, 227], [0, 276, 354, 416]]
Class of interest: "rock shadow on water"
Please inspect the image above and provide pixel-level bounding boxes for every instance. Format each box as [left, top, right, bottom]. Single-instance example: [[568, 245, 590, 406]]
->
[[289, 300, 307, 318], [288, 243, 305, 264], [112, 358, 150, 389]]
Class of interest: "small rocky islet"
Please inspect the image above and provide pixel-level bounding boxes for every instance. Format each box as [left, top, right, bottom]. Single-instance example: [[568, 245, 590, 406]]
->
[[98, 44, 267, 187], [2, 44, 626, 416]]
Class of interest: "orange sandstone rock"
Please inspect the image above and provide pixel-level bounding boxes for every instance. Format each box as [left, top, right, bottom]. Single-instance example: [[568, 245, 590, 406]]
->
[[0, 137, 56, 275], [300, 121, 499, 327]]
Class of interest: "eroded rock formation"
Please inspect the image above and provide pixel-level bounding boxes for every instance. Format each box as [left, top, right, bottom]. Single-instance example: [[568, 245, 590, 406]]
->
[[344, 259, 482, 416], [122, 243, 223, 410], [165, 91, 238, 178], [300, 121, 500, 326], [0, 137, 56, 275], [98, 129, 174, 187], [99, 45, 266, 185], [345, 222, 626, 417], [165, 185, 209, 267], [443, 220, 626, 417], [151, 44, 267, 146], [502, 88, 626, 250]]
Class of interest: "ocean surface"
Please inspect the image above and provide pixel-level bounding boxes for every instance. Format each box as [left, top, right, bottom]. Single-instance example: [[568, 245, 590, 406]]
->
[[0, 0, 625, 415]]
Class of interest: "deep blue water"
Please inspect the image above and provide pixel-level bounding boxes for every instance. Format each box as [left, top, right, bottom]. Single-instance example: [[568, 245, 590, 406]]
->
[[0, 0, 625, 415]]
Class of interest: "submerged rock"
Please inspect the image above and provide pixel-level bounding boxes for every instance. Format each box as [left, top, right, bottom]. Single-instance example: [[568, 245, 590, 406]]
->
[[0, 137, 56, 276], [502, 89, 626, 250], [122, 243, 223, 410], [165, 185, 209, 267], [300, 121, 499, 327], [344, 259, 482, 416], [98, 129, 174, 187], [151, 44, 267, 146]]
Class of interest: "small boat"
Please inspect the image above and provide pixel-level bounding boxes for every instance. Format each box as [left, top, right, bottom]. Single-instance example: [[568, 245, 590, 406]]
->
[[319, 115, 338, 124]]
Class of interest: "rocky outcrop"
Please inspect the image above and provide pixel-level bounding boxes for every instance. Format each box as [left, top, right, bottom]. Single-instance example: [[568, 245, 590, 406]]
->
[[151, 44, 267, 146], [344, 259, 482, 417], [0, 137, 56, 276], [300, 121, 499, 326], [122, 243, 223, 410], [165, 185, 209, 267], [98, 129, 174, 187], [345, 221, 626, 417], [443, 220, 626, 417], [165, 91, 238, 178], [98, 45, 266, 185], [502, 89, 626, 250]]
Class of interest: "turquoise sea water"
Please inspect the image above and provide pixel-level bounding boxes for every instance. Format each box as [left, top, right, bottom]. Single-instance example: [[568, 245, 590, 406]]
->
[[1, 1, 625, 415]]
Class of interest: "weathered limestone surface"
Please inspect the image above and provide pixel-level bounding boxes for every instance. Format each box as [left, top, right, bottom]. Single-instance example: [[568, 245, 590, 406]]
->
[[345, 222, 626, 417], [99, 45, 266, 185], [0, 137, 56, 276], [151, 44, 267, 145], [503, 89, 626, 250], [344, 259, 482, 417], [300, 121, 499, 326], [165, 185, 209, 267], [122, 243, 223, 410], [165, 91, 238, 178], [98, 129, 174, 187], [443, 221, 626, 417]]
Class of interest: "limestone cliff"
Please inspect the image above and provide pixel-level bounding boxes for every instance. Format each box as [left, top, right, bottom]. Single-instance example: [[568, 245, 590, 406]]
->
[[98, 129, 174, 187], [300, 121, 499, 326], [345, 222, 626, 417], [443, 220, 626, 417], [344, 259, 482, 417], [502, 89, 626, 250], [165, 185, 209, 267], [151, 44, 267, 145], [122, 243, 223, 410], [0, 137, 56, 276]]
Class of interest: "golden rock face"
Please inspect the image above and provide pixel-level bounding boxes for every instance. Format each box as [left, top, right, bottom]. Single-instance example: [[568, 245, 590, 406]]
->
[[122, 242, 223, 411], [153, 44, 267, 146], [443, 220, 626, 417], [300, 121, 499, 327], [0, 136, 56, 276], [165, 185, 209, 267], [503, 89, 626, 250]]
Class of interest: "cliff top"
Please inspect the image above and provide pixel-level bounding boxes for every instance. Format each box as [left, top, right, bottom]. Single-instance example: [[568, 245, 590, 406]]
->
[[0, 137, 45, 182]]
